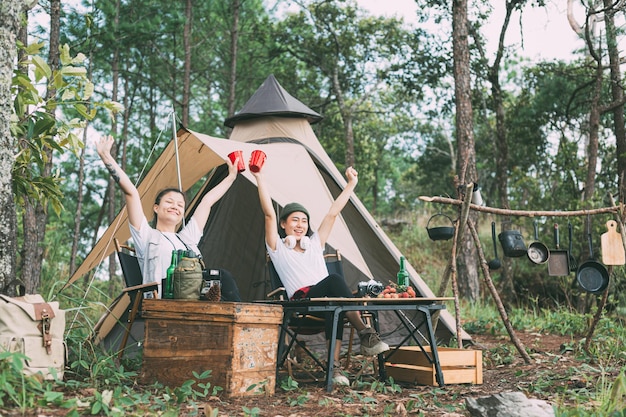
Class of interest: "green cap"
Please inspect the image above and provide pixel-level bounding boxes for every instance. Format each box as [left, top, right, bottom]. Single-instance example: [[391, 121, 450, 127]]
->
[[279, 202, 310, 222]]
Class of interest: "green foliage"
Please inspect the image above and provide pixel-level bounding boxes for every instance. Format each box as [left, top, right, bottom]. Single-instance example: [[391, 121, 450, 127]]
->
[[11, 41, 121, 216], [279, 375, 299, 391]]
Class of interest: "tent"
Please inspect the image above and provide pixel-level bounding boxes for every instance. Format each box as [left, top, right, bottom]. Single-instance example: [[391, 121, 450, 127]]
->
[[66, 75, 469, 345]]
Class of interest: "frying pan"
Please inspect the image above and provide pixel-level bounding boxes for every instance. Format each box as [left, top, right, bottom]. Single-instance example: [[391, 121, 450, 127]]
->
[[576, 224, 609, 294], [527, 221, 549, 265], [547, 223, 570, 276]]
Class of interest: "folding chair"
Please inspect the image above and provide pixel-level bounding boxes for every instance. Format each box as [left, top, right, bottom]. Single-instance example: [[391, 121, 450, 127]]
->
[[267, 250, 376, 380], [114, 239, 158, 359]]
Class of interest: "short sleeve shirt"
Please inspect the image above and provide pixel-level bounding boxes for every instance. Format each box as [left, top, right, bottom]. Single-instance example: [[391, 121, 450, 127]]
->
[[266, 232, 329, 298]]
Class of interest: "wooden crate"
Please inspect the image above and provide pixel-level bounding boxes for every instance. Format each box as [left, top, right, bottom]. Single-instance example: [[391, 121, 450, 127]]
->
[[385, 346, 482, 386], [140, 300, 283, 397]]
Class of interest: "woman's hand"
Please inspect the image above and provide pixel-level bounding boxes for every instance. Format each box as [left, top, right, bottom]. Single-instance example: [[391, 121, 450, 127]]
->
[[345, 166, 358, 186], [96, 135, 114, 159], [225, 154, 239, 178]]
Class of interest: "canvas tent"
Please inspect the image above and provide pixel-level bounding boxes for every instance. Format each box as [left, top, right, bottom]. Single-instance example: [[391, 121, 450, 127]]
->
[[66, 75, 469, 346]]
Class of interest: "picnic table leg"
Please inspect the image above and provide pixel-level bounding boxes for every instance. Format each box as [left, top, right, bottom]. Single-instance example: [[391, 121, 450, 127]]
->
[[325, 307, 342, 392], [420, 306, 445, 386]]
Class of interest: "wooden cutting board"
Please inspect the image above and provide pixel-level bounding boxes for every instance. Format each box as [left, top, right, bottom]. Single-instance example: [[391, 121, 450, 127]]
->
[[601, 220, 626, 265]]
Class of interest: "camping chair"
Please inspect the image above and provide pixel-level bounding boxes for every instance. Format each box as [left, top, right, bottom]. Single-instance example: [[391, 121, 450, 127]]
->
[[114, 239, 159, 359], [267, 250, 376, 380]]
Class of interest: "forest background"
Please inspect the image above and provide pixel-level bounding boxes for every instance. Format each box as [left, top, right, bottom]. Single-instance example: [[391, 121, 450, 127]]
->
[[2, 0, 626, 354]]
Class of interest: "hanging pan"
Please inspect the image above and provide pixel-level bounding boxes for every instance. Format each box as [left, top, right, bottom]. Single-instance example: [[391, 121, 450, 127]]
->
[[527, 221, 550, 265], [547, 223, 570, 276], [577, 221, 609, 294]]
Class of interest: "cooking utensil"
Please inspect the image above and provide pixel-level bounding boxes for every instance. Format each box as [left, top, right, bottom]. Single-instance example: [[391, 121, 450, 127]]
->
[[488, 221, 502, 270], [568, 222, 577, 272], [426, 213, 455, 241], [527, 221, 550, 265], [547, 223, 570, 276], [577, 222, 609, 294], [601, 220, 625, 265], [498, 222, 527, 257]]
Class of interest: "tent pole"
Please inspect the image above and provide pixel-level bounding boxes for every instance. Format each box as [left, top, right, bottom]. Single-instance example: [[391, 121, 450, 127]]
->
[[172, 109, 184, 227]]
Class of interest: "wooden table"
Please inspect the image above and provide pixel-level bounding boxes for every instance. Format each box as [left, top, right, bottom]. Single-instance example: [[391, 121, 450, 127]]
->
[[265, 297, 453, 392]]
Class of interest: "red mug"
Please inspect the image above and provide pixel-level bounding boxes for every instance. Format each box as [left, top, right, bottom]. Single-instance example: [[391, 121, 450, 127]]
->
[[228, 150, 245, 172], [249, 150, 267, 173]]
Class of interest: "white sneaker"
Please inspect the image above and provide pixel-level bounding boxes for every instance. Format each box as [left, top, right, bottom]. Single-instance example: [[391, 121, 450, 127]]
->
[[331, 361, 349, 386], [359, 327, 390, 356]]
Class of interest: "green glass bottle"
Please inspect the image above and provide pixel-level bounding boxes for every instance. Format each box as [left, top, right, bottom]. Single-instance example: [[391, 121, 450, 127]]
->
[[164, 250, 177, 299], [396, 256, 409, 288]]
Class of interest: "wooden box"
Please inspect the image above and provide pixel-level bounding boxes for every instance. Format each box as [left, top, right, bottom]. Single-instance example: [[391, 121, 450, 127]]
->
[[140, 300, 283, 397], [385, 346, 482, 386]]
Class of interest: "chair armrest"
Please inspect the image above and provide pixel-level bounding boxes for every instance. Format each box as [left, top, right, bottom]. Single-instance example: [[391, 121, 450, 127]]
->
[[123, 281, 159, 294], [267, 286, 287, 300]]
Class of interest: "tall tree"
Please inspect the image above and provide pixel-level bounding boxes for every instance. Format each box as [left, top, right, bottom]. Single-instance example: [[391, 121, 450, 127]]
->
[[19, 0, 61, 294], [452, 0, 479, 300], [0, 0, 27, 296], [602, 0, 626, 204]]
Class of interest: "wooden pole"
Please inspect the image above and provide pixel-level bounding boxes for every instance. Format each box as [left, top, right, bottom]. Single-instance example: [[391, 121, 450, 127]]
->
[[467, 220, 532, 364], [420, 196, 621, 217]]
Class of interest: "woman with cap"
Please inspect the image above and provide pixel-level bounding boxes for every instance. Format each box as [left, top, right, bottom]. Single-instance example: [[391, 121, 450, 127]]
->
[[96, 135, 241, 301], [252, 165, 389, 386]]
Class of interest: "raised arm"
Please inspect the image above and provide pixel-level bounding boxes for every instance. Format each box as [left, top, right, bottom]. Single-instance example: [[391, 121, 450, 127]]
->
[[191, 156, 239, 230], [251, 170, 278, 251], [96, 135, 144, 230], [317, 166, 358, 246]]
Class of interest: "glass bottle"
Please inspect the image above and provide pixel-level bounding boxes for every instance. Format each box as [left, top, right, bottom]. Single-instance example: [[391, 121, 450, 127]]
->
[[164, 250, 177, 299], [397, 256, 409, 288]]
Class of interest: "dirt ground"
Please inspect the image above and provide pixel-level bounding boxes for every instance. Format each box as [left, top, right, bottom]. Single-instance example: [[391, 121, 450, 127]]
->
[[3, 331, 608, 416], [199, 331, 605, 417]]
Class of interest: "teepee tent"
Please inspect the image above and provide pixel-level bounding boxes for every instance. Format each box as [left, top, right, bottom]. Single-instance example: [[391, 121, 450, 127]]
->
[[65, 75, 468, 344]]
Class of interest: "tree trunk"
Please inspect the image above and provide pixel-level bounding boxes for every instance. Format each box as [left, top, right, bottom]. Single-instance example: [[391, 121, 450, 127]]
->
[[182, 0, 192, 126], [0, 0, 25, 296], [227, 0, 240, 119], [488, 0, 520, 303], [603, 0, 626, 205], [107, 0, 121, 297], [21, 0, 59, 294], [331, 67, 356, 167], [452, 0, 479, 301]]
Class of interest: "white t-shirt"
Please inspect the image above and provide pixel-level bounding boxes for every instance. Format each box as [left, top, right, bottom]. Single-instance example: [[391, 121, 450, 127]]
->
[[129, 217, 202, 294], [267, 233, 329, 298]]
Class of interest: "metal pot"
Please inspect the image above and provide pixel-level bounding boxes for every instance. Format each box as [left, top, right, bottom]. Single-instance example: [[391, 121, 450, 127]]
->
[[527, 221, 550, 265], [426, 213, 455, 241], [576, 227, 609, 294], [498, 222, 527, 257]]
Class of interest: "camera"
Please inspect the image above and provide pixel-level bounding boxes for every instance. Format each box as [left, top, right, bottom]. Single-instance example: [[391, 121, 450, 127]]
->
[[202, 268, 221, 281], [200, 269, 221, 301], [356, 280, 385, 297]]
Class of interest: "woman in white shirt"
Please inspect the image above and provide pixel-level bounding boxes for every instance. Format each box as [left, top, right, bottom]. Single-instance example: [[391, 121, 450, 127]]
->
[[96, 135, 241, 300], [252, 165, 389, 386]]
